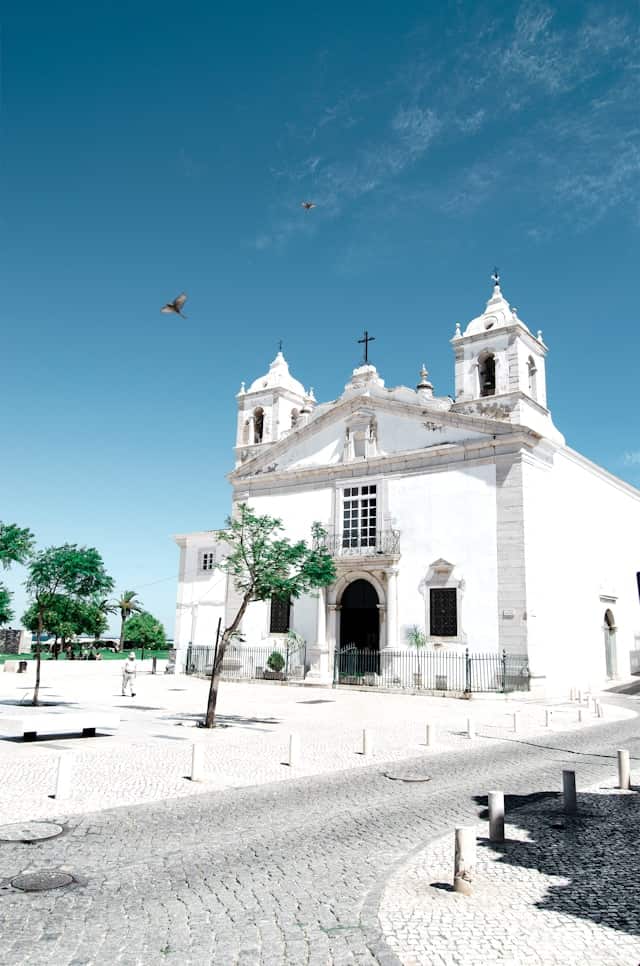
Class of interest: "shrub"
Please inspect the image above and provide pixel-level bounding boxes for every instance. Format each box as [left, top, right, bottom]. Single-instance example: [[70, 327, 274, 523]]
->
[[266, 650, 285, 672]]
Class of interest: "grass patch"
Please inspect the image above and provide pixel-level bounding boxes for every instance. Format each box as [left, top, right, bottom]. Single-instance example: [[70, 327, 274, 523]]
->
[[0, 648, 169, 663]]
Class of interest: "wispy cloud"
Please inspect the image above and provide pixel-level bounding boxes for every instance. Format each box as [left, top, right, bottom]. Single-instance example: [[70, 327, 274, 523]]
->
[[623, 451, 640, 465], [253, 2, 640, 250]]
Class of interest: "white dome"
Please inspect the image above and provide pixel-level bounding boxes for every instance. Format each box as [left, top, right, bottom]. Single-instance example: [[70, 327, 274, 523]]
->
[[247, 351, 306, 397], [462, 283, 530, 337]]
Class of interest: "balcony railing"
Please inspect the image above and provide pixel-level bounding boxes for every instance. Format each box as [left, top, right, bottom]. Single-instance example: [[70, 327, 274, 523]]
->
[[317, 528, 401, 557]]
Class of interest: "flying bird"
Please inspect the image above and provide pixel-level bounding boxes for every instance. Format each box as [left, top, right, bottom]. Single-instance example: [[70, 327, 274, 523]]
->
[[161, 293, 188, 318], [301, 201, 316, 211]]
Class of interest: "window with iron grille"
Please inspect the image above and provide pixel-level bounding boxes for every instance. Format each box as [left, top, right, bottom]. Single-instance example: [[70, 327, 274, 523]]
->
[[430, 588, 457, 636], [342, 484, 377, 548], [269, 596, 291, 633], [200, 551, 217, 572]]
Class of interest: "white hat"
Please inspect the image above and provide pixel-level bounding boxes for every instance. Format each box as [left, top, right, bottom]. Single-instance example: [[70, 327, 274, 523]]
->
[[129, 652, 136, 659]]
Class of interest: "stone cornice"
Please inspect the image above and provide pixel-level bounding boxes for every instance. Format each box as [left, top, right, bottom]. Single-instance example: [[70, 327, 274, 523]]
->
[[231, 432, 542, 496], [451, 321, 547, 355]]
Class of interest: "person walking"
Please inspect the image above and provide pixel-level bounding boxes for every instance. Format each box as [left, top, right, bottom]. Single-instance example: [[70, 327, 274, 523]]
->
[[122, 651, 137, 697]]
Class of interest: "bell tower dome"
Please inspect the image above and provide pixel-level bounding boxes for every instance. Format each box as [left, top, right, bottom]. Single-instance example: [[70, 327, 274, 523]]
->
[[235, 350, 310, 465]]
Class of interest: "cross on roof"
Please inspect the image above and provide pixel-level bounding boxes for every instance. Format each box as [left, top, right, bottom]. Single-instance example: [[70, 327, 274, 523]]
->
[[358, 330, 375, 364], [278, 339, 283, 353], [491, 266, 500, 287]]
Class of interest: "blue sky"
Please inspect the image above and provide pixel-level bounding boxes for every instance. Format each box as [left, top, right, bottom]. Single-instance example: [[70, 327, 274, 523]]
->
[[2, 0, 639, 636]]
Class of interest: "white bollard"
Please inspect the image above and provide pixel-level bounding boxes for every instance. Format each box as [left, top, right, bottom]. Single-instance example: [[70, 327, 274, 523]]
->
[[467, 717, 475, 739], [512, 711, 519, 733], [54, 753, 73, 800], [597, 701, 604, 719], [569, 687, 576, 702], [288, 733, 300, 767], [578, 708, 584, 724], [545, 709, 552, 728], [425, 723, 435, 747], [453, 826, 476, 895], [577, 689, 583, 705], [362, 728, 373, 757], [190, 741, 205, 782], [617, 749, 631, 790], [562, 769, 577, 815], [488, 790, 505, 843]]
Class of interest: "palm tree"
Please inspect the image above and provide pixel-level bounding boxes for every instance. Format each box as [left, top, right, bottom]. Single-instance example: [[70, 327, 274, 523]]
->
[[116, 590, 143, 652]]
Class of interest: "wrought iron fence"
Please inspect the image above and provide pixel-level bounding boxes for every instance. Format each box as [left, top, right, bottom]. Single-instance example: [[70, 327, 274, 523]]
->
[[185, 644, 305, 681], [334, 647, 530, 693]]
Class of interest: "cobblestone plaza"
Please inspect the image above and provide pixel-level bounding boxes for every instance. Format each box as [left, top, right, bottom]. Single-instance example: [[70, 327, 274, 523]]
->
[[0, 663, 638, 965]]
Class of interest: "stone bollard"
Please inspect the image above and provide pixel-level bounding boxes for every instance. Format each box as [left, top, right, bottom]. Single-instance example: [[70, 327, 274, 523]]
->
[[453, 826, 476, 895], [54, 753, 73, 800], [545, 709, 552, 728], [562, 769, 577, 815], [467, 717, 475, 739], [152, 656, 157, 675], [597, 701, 604, 719], [569, 687, 575, 702], [362, 728, 373, 757], [578, 708, 584, 724], [425, 723, 435, 747], [288, 733, 300, 767], [617, 749, 631, 790], [488, 790, 505, 843], [512, 711, 519, 733], [577, 689, 583, 705], [190, 742, 205, 782]]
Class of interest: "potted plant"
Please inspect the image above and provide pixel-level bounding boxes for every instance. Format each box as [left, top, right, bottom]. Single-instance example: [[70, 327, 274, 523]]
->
[[264, 650, 286, 680]]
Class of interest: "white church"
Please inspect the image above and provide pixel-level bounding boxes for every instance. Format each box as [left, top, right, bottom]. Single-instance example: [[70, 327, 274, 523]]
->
[[174, 276, 640, 694]]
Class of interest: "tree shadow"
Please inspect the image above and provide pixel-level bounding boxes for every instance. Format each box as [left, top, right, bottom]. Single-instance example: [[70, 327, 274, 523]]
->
[[164, 712, 281, 730], [475, 790, 640, 938]]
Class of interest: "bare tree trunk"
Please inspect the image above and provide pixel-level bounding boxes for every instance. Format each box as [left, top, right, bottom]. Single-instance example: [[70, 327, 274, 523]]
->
[[33, 611, 43, 706], [118, 615, 126, 652], [203, 597, 250, 728]]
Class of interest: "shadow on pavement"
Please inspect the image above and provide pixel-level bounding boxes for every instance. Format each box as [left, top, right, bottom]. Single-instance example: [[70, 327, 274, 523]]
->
[[477, 790, 640, 939]]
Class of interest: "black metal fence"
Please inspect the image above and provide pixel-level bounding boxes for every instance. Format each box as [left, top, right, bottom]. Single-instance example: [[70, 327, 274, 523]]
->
[[185, 644, 305, 681], [334, 647, 530, 693]]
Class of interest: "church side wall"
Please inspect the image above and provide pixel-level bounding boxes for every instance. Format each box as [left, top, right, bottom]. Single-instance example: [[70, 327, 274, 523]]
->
[[388, 462, 499, 651], [174, 535, 228, 670], [523, 449, 640, 692]]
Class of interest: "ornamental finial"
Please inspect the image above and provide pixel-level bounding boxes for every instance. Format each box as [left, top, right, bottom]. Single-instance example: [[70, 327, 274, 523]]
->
[[491, 266, 500, 288]]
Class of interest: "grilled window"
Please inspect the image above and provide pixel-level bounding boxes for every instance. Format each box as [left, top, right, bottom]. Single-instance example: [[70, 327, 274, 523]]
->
[[342, 485, 377, 548], [200, 551, 217, 572], [269, 596, 291, 634], [430, 588, 458, 636]]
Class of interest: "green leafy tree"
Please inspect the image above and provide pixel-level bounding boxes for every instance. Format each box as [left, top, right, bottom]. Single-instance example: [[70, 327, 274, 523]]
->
[[83, 597, 115, 644], [115, 590, 143, 652], [23, 595, 87, 651], [123, 611, 166, 650], [204, 504, 336, 727], [0, 520, 35, 631], [25, 545, 114, 704], [0, 585, 14, 626], [0, 522, 36, 570]]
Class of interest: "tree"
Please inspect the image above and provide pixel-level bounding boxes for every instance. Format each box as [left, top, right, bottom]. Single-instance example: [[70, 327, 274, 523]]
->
[[0, 585, 14, 626], [83, 597, 115, 644], [24, 545, 114, 704], [0, 522, 35, 570], [115, 590, 143, 651], [23, 595, 88, 651], [123, 611, 166, 650], [0, 520, 35, 632], [204, 504, 336, 727]]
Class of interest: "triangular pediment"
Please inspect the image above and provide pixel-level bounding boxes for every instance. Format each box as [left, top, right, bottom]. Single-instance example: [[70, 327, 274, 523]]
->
[[229, 392, 524, 481]]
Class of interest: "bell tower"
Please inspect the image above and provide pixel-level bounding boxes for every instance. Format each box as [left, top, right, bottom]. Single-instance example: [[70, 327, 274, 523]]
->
[[235, 350, 311, 465], [451, 272, 560, 439]]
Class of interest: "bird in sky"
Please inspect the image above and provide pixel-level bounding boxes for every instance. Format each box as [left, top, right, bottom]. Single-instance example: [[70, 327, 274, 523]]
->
[[161, 293, 188, 318], [301, 201, 316, 211]]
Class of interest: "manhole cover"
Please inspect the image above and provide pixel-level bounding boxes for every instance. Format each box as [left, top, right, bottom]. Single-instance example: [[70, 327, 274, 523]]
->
[[383, 770, 432, 783], [11, 871, 73, 892], [0, 822, 64, 843]]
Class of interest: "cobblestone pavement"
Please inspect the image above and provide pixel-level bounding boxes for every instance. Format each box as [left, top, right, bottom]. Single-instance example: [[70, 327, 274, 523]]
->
[[0, 693, 638, 966], [0, 664, 631, 823], [379, 779, 640, 965]]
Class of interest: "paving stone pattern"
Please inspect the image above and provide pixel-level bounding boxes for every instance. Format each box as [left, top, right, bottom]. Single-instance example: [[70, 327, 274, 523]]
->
[[0, 695, 638, 966], [380, 781, 640, 965]]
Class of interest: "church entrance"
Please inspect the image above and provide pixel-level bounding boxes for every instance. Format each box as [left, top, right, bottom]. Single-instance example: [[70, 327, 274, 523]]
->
[[604, 608, 617, 679], [336, 579, 380, 681]]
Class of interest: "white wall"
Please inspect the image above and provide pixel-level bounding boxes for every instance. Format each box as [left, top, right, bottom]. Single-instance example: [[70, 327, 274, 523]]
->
[[388, 462, 499, 650], [524, 449, 640, 691]]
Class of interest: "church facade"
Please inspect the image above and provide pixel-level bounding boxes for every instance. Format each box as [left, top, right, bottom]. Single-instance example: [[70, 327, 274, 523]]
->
[[174, 278, 640, 694]]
